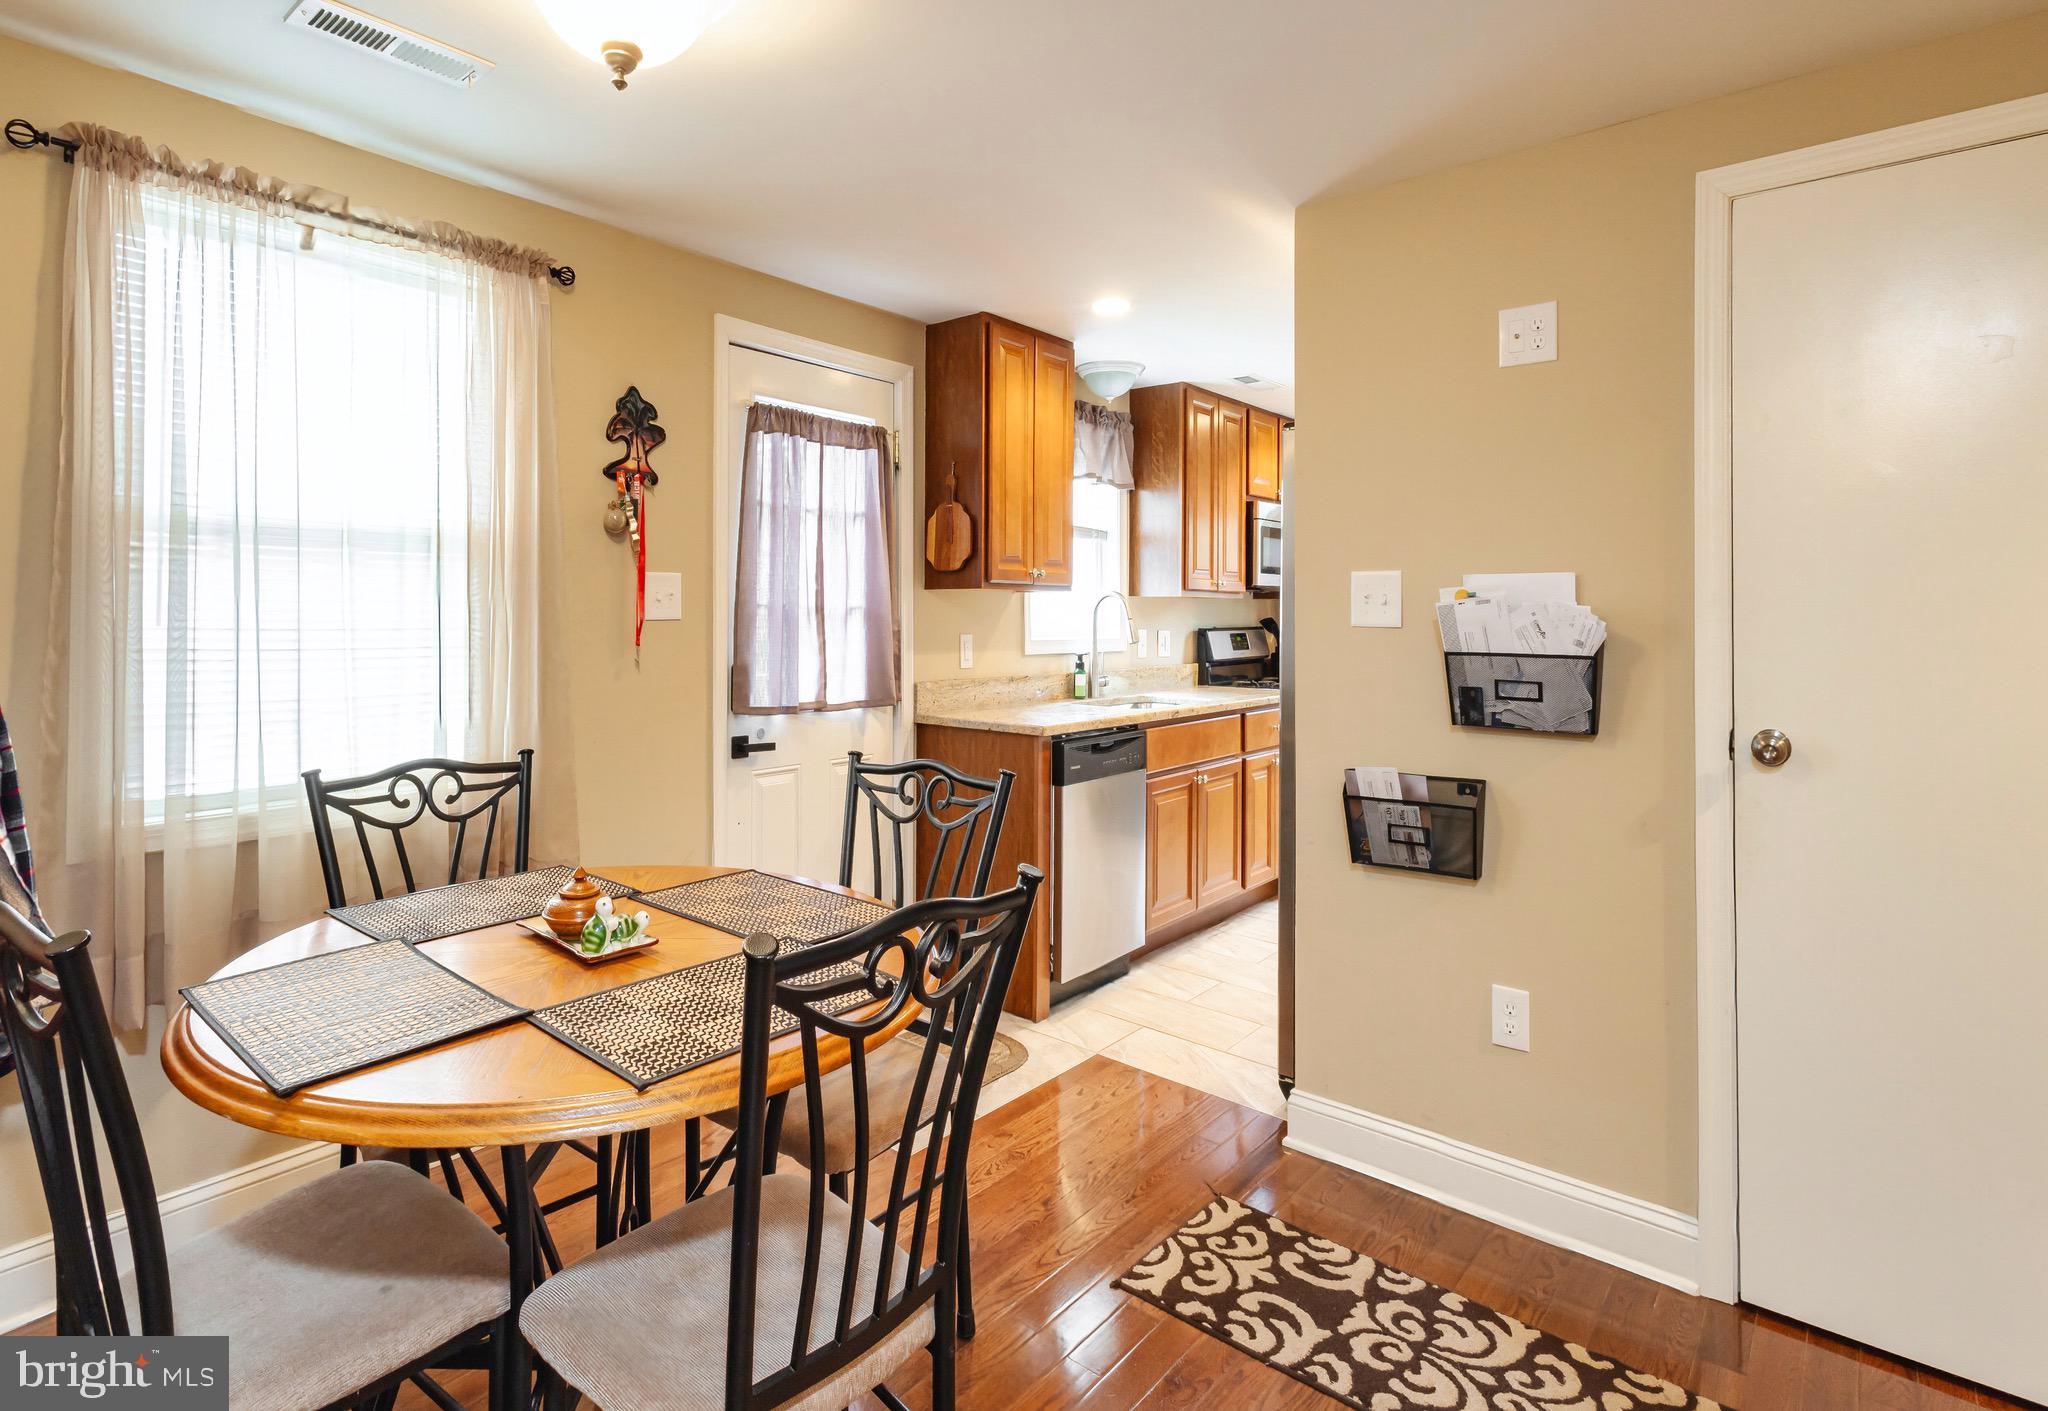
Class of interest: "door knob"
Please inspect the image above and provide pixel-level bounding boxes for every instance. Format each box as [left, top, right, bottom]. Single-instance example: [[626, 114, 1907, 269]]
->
[[730, 735, 777, 760], [1749, 729, 1792, 767]]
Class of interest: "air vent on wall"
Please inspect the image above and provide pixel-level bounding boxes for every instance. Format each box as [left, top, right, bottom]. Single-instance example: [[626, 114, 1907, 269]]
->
[[284, 1, 494, 87], [1232, 374, 1279, 389]]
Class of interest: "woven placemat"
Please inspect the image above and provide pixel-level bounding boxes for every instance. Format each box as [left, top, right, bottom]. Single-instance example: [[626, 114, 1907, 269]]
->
[[329, 865, 636, 944], [528, 942, 876, 1090], [637, 870, 890, 945], [182, 940, 528, 1096]]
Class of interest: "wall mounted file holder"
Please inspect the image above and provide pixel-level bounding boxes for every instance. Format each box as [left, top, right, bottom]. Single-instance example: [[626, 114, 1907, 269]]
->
[[1444, 645, 1603, 736], [1343, 776, 1486, 880]]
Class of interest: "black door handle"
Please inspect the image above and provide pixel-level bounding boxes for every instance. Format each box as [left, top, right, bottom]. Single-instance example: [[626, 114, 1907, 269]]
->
[[730, 735, 777, 760]]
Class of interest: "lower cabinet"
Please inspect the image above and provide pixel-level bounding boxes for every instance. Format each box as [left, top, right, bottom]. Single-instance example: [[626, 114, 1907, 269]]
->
[[1145, 768, 1201, 931], [1195, 761, 1245, 909], [1242, 749, 1280, 888]]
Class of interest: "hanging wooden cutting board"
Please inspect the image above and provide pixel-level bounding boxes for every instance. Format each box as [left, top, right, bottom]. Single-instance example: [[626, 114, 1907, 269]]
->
[[925, 465, 973, 572]]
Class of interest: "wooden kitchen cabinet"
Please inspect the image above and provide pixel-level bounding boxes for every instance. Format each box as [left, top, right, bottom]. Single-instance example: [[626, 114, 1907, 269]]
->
[[925, 312, 1074, 589], [1145, 769, 1201, 932], [1131, 382, 1279, 596], [1242, 749, 1280, 888], [1195, 761, 1245, 909], [1247, 405, 1284, 502]]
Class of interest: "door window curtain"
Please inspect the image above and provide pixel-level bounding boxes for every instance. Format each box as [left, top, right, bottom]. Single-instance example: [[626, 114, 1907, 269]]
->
[[731, 404, 898, 715], [36, 123, 579, 1028], [1074, 400, 1135, 489]]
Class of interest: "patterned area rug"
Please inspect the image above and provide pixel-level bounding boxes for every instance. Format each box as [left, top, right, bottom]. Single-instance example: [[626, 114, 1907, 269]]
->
[[1120, 1194, 1726, 1410]]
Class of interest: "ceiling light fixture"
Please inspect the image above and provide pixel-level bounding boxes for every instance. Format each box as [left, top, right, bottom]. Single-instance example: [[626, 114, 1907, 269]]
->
[[534, 0, 738, 90], [1090, 295, 1132, 318], [1078, 361, 1146, 400]]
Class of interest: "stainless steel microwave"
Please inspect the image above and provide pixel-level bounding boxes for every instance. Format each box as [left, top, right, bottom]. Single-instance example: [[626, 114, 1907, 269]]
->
[[1250, 501, 1282, 589]]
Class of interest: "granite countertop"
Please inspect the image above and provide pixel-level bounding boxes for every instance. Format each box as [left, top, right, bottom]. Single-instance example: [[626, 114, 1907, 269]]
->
[[915, 682, 1280, 738]]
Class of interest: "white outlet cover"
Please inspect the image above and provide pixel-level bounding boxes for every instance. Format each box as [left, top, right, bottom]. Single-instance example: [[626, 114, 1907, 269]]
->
[[1350, 571, 1402, 628], [1157, 628, 1173, 658], [958, 633, 974, 669], [1499, 300, 1557, 367], [1491, 984, 1531, 1051], [643, 571, 682, 620], [1136, 630, 1150, 658]]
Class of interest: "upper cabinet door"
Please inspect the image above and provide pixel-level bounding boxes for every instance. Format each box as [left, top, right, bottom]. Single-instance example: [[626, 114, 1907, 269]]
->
[[1247, 407, 1283, 502], [983, 321, 1038, 586], [1031, 336, 1075, 586], [1183, 389, 1221, 593], [1215, 400, 1247, 592]]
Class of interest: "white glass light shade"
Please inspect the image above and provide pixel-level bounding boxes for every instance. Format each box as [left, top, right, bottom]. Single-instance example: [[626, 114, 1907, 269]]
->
[[1078, 360, 1145, 400], [536, 0, 737, 79]]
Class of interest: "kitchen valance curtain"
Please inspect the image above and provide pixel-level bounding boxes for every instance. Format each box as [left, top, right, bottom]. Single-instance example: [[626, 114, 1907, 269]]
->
[[1074, 401, 1135, 490], [731, 404, 899, 715]]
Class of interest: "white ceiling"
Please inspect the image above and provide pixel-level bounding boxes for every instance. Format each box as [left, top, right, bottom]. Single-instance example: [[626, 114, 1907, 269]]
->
[[4, 0, 2040, 413]]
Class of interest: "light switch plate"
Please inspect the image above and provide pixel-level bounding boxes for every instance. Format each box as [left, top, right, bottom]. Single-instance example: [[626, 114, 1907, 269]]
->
[[1136, 630, 1150, 658], [1498, 300, 1557, 367], [644, 572, 682, 620], [959, 634, 974, 669], [1350, 571, 1402, 628], [1157, 629, 1173, 659]]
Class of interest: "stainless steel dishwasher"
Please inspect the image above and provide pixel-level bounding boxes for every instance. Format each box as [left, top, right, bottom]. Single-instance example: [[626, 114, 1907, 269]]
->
[[1051, 726, 1148, 996]]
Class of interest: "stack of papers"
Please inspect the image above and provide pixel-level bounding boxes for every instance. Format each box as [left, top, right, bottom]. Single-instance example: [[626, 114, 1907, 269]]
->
[[1344, 767, 1432, 870], [1436, 573, 1605, 733]]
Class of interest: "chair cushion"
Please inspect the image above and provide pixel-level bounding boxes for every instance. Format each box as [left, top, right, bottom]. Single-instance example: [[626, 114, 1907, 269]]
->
[[707, 1034, 945, 1177], [520, 1171, 936, 1411], [153, 1159, 508, 1411]]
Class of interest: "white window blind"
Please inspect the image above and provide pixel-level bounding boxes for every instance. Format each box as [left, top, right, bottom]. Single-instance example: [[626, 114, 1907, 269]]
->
[[124, 190, 474, 820]]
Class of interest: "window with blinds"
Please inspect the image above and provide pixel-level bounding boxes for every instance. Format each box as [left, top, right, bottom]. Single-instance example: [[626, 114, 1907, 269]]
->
[[123, 189, 474, 819]]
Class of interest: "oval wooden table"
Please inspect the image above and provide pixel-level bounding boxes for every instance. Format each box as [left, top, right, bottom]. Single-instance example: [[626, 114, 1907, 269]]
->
[[161, 863, 916, 1401]]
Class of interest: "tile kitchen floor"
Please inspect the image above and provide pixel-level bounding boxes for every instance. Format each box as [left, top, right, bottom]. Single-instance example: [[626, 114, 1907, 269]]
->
[[986, 899, 1284, 1118]]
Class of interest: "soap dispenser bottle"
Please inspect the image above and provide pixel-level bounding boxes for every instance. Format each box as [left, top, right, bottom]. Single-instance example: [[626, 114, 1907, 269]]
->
[[1072, 654, 1088, 699]]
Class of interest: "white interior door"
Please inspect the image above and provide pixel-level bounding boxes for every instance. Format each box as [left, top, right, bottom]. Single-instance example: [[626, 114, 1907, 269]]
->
[[1732, 134, 2048, 1403], [720, 340, 904, 885]]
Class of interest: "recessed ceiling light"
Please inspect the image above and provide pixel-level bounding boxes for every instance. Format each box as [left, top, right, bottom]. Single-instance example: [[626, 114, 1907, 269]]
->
[[1091, 296, 1132, 318]]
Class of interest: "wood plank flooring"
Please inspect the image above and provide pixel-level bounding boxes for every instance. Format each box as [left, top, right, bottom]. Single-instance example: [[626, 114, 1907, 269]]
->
[[8, 1056, 2028, 1410]]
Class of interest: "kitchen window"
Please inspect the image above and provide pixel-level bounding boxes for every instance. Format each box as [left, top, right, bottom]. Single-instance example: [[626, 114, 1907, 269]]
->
[[1021, 479, 1130, 655]]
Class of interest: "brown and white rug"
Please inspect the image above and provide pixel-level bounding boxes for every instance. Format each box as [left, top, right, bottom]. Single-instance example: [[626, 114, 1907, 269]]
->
[[1120, 1194, 1725, 1410]]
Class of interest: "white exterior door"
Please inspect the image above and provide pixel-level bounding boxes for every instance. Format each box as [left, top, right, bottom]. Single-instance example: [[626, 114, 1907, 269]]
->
[[719, 338, 906, 886], [1731, 133, 2048, 1403]]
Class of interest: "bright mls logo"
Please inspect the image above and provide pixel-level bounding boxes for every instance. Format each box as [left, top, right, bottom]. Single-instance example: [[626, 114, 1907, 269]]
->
[[9, 1338, 228, 1408]]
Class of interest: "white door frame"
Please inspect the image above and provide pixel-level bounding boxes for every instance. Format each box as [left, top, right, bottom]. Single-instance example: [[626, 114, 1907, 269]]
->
[[709, 315, 918, 867], [1692, 89, 2048, 1304]]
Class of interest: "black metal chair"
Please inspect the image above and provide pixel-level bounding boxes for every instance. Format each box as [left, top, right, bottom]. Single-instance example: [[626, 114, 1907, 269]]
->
[[302, 751, 635, 1271], [520, 868, 1043, 1411], [840, 750, 1016, 908], [0, 900, 512, 1411], [696, 752, 1016, 1338]]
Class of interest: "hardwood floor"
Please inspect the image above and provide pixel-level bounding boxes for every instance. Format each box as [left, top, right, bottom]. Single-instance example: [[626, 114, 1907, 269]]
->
[[9, 1056, 2027, 1410]]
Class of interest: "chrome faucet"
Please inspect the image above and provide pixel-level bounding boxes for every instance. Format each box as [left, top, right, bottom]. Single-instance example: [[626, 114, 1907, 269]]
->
[[1087, 591, 1137, 698]]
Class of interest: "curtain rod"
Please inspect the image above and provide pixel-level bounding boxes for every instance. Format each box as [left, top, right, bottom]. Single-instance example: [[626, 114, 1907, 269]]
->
[[6, 117, 576, 288]]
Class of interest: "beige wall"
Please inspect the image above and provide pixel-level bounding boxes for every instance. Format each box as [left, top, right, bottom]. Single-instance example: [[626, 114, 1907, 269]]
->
[[1292, 9, 2048, 1213], [0, 33, 922, 1254]]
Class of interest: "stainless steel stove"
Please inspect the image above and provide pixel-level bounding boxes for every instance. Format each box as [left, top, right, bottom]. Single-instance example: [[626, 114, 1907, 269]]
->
[[1195, 622, 1280, 688]]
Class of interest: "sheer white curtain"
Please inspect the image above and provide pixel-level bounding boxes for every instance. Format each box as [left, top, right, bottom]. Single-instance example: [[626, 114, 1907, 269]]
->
[[730, 404, 898, 714], [37, 125, 575, 1027]]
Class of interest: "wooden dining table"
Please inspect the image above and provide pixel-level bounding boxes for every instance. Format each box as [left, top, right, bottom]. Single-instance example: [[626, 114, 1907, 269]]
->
[[160, 862, 917, 1401]]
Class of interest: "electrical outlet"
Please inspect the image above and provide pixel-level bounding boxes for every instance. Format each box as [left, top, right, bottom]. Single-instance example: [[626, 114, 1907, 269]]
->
[[1498, 300, 1558, 367], [1491, 985, 1531, 1051], [958, 634, 973, 669], [1158, 628, 1173, 659], [644, 572, 682, 621], [1136, 629, 1150, 658], [1350, 571, 1402, 628]]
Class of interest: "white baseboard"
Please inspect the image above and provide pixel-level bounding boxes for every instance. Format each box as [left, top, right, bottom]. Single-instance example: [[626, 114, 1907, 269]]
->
[[1284, 1089, 1702, 1295], [0, 1140, 337, 1331]]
